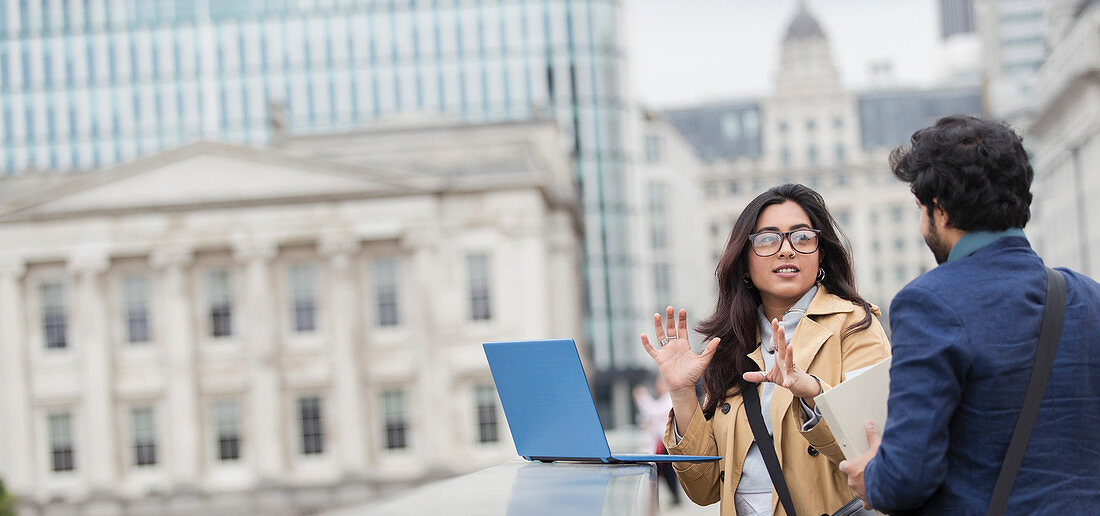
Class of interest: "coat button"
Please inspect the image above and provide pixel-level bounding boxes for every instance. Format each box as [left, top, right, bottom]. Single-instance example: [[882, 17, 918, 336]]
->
[[720, 403, 731, 414], [807, 445, 819, 457], [718, 471, 724, 482]]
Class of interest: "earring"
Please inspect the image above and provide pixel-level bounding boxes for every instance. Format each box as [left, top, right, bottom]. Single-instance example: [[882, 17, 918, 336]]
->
[[817, 268, 826, 282], [743, 274, 754, 288]]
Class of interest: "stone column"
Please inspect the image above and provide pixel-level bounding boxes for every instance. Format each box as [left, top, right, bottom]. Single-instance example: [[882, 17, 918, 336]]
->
[[403, 230, 446, 463], [151, 248, 201, 489], [320, 238, 366, 474], [0, 258, 32, 492], [233, 241, 284, 480], [70, 252, 116, 491]]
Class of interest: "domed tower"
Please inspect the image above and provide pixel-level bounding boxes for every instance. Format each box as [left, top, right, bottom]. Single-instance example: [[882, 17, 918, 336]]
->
[[774, 0, 843, 95], [762, 0, 859, 171]]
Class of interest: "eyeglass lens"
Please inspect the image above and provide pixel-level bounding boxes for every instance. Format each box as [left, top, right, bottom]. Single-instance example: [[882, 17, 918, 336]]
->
[[752, 230, 819, 256]]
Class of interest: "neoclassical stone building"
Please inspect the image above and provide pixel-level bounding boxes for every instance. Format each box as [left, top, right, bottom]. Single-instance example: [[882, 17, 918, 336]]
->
[[0, 120, 584, 514]]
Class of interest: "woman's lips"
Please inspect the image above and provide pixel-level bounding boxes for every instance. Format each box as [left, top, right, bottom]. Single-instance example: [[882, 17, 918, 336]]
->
[[774, 265, 800, 279]]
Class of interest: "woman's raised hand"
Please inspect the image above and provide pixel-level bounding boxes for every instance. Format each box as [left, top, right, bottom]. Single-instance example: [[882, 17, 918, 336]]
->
[[640, 306, 721, 393], [742, 317, 822, 401]]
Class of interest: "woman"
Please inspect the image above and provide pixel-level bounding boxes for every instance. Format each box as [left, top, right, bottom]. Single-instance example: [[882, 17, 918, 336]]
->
[[640, 184, 890, 516]]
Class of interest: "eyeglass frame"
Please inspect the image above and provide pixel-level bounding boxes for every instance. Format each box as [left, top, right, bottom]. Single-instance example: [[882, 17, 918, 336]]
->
[[747, 229, 822, 257]]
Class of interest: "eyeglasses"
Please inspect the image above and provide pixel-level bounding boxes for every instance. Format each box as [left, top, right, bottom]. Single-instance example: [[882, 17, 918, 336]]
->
[[748, 229, 821, 257]]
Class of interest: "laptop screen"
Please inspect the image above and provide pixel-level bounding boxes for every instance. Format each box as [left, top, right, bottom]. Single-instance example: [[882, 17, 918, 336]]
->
[[483, 339, 612, 460]]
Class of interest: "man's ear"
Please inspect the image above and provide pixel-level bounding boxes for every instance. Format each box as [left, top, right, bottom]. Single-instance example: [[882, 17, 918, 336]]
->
[[932, 199, 951, 229]]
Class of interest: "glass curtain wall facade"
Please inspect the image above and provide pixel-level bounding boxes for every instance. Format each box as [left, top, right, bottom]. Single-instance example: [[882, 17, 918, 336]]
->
[[0, 0, 636, 402]]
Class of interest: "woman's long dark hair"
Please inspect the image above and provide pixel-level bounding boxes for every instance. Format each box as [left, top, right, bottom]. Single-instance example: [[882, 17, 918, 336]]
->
[[696, 183, 873, 420]]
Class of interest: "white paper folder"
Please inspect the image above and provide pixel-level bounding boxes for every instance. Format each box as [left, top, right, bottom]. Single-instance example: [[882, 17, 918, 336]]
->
[[813, 357, 891, 460]]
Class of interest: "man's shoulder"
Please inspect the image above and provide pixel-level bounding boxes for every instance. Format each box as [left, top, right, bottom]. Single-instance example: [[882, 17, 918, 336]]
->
[[890, 258, 1008, 316], [1056, 267, 1100, 302], [897, 262, 965, 298]]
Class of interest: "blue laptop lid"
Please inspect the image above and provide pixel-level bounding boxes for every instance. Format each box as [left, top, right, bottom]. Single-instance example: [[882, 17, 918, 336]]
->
[[483, 339, 612, 460]]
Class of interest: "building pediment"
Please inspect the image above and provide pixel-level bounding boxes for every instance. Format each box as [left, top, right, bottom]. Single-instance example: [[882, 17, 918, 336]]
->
[[0, 142, 433, 221]]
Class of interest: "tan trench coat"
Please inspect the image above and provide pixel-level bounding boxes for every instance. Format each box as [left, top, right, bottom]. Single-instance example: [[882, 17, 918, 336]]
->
[[664, 286, 891, 516]]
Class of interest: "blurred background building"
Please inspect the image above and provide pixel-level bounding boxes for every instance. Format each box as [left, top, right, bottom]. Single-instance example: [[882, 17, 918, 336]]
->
[[976, 0, 1051, 123], [0, 120, 582, 514], [664, 3, 982, 317], [1027, 0, 1100, 278]]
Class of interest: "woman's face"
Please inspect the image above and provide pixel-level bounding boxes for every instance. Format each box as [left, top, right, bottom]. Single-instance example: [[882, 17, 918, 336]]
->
[[746, 201, 822, 306]]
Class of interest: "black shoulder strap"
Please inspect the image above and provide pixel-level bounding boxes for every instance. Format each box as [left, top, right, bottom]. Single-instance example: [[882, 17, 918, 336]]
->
[[987, 267, 1067, 516], [742, 385, 797, 516]]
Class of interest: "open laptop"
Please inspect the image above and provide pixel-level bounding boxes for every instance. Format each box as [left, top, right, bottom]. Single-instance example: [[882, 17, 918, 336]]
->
[[483, 338, 721, 464]]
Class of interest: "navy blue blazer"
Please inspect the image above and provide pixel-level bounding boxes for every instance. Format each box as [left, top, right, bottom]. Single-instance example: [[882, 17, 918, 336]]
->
[[865, 236, 1100, 514]]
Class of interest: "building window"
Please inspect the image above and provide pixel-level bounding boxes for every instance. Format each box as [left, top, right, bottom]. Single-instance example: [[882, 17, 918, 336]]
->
[[213, 400, 241, 461], [836, 210, 851, 228], [891, 207, 903, 222], [40, 281, 67, 349], [131, 407, 157, 467], [650, 222, 667, 250], [122, 275, 151, 344], [207, 270, 233, 338], [806, 119, 816, 131], [474, 384, 499, 444], [467, 254, 492, 321], [720, 114, 741, 140], [653, 263, 670, 299], [727, 180, 740, 195], [777, 121, 787, 133], [49, 412, 75, 472], [647, 181, 666, 212], [381, 389, 408, 450], [895, 265, 907, 283], [807, 145, 818, 166], [289, 264, 316, 333], [894, 237, 905, 251], [373, 258, 400, 327], [742, 110, 760, 137], [780, 147, 790, 167], [836, 173, 848, 187], [835, 143, 845, 164], [644, 132, 662, 163], [298, 396, 324, 455]]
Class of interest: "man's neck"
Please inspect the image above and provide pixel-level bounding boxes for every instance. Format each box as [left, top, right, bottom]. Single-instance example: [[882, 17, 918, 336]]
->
[[946, 228, 1028, 263]]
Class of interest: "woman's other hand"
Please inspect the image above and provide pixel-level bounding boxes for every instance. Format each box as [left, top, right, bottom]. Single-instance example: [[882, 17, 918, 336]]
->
[[640, 306, 720, 394], [742, 317, 823, 404], [641, 306, 720, 434]]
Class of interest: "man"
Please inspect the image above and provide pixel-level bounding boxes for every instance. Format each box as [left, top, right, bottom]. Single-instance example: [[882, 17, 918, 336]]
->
[[838, 116, 1100, 514]]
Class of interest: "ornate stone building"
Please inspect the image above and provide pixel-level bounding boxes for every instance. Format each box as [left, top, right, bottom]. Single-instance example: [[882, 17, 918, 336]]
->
[[0, 120, 583, 514]]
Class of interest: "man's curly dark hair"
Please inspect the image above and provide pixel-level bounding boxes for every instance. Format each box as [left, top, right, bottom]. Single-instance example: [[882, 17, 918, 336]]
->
[[890, 115, 1033, 230]]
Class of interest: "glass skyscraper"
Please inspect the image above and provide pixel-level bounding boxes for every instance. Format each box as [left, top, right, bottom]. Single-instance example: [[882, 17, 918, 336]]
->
[[0, 0, 640, 417]]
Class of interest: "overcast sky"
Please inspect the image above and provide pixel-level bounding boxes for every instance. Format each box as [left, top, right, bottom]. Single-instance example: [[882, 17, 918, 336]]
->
[[626, 0, 941, 108]]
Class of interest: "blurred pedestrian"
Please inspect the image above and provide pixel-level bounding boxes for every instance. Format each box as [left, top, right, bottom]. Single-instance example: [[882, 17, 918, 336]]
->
[[634, 377, 680, 505]]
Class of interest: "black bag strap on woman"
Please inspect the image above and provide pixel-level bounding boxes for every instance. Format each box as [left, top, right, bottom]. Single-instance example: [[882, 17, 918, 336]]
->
[[986, 267, 1067, 516], [743, 379, 864, 516], [742, 385, 798, 516]]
